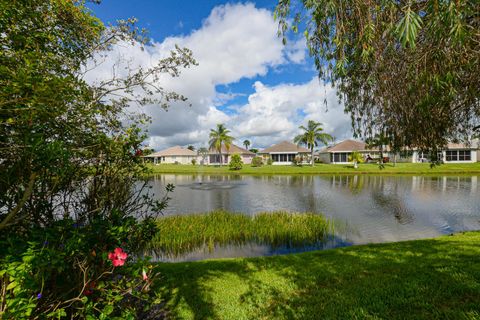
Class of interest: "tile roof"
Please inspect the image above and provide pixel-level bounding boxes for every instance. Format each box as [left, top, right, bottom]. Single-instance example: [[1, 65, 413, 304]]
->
[[259, 141, 310, 153], [208, 144, 255, 155], [144, 146, 197, 157]]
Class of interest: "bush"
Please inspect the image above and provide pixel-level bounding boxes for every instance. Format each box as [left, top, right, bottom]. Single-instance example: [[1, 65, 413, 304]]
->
[[191, 158, 197, 165], [266, 157, 273, 165], [0, 210, 169, 319], [229, 154, 243, 170], [251, 156, 263, 167], [292, 156, 303, 166]]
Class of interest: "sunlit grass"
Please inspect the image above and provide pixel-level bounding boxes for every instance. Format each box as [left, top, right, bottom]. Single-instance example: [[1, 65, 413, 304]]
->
[[147, 162, 480, 175], [150, 210, 332, 256], [154, 231, 480, 319]]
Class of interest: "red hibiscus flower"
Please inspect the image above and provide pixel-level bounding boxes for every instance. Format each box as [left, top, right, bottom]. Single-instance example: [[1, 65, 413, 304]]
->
[[108, 247, 128, 267]]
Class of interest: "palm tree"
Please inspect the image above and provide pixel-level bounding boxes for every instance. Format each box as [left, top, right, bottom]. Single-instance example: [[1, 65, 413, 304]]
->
[[243, 139, 251, 151], [348, 151, 363, 169], [294, 120, 334, 166], [209, 124, 234, 165], [187, 145, 195, 151]]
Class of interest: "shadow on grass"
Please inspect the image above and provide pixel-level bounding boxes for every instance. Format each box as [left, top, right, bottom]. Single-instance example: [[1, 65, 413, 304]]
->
[[153, 233, 480, 319]]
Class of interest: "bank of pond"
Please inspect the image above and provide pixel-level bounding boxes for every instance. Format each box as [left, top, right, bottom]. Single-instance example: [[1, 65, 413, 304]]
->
[[152, 231, 480, 319], [148, 162, 480, 175]]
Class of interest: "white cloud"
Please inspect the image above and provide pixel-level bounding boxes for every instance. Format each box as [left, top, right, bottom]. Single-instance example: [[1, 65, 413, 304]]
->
[[83, 3, 350, 151], [229, 78, 352, 149]]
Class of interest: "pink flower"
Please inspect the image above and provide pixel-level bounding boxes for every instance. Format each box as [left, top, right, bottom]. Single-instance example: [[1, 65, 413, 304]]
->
[[142, 269, 148, 281], [108, 247, 128, 267]]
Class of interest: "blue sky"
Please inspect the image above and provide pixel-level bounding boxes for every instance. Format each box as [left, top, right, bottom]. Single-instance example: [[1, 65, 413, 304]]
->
[[86, 1, 351, 150]]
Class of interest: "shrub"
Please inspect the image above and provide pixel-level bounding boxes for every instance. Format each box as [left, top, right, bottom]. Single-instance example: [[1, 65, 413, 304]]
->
[[0, 214, 161, 319], [0, 0, 195, 317], [251, 156, 263, 167], [191, 158, 197, 165], [292, 156, 303, 166], [266, 157, 273, 165], [229, 154, 243, 170]]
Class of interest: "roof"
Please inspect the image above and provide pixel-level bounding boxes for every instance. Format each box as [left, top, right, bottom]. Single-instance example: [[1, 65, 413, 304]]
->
[[445, 142, 478, 150], [259, 141, 310, 154], [144, 146, 197, 157], [208, 144, 255, 155], [320, 139, 376, 153]]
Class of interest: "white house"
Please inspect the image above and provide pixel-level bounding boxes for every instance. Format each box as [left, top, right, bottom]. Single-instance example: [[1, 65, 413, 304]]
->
[[144, 146, 197, 164], [258, 141, 310, 165], [207, 144, 255, 165], [413, 142, 478, 163], [318, 139, 479, 164], [317, 140, 384, 164]]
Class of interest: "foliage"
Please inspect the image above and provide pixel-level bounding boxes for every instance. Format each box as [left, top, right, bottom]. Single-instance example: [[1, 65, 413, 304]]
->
[[197, 147, 209, 165], [229, 154, 243, 170], [209, 124, 234, 165], [266, 157, 273, 165], [294, 120, 333, 166], [191, 158, 197, 165], [187, 145, 195, 151], [275, 0, 480, 152], [157, 231, 480, 319], [243, 140, 251, 150], [151, 210, 332, 256], [291, 155, 304, 167], [348, 151, 364, 168], [250, 148, 259, 154], [0, 0, 195, 317], [0, 212, 169, 318], [251, 156, 264, 167]]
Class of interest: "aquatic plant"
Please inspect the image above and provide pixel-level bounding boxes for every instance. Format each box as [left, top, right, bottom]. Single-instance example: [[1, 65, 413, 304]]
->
[[150, 210, 333, 256]]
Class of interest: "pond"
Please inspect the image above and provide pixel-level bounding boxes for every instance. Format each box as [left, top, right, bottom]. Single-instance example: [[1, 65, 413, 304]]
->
[[149, 174, 480, 261]]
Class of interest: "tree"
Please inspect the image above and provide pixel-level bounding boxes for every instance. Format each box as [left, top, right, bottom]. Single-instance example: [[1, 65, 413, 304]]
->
[[294, 120, 333, 166], [243, 139, 251, 150], [0, 0, 195, 317], [187, 145, 195, 151], [197, 147, 209, 165], [275, 0, 479, 152], [348, 151, 364, 169], [209, 124, 234, 165], [229, 154, 243, 170], [366, 132, 390, 167]]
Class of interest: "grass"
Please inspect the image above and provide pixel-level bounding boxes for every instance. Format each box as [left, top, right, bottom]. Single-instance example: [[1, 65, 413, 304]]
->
[[154, 231, 480, 319], [151, 210, 332, 256], [148, 162, 480, 175]]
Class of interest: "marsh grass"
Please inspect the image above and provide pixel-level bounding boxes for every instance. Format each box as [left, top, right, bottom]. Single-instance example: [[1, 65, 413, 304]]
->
[[151, 210, 332, 256]]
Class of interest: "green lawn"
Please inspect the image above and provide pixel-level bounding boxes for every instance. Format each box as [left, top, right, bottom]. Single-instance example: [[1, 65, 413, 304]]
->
[[147, 162, 480, 175], [154, 232, 480, 319]]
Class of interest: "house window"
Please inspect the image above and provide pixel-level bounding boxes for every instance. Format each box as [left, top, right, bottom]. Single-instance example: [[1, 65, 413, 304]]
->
[[332, 153, 348, 162], [446, 150, 471, 162], [209, 155, 222, 163]]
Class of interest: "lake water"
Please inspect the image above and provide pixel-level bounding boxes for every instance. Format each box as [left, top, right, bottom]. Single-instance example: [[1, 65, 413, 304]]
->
[[149, 174, 480, 261]]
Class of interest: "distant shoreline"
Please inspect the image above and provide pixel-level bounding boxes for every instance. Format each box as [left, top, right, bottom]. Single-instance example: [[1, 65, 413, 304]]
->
[[146, 162, 480, 175]]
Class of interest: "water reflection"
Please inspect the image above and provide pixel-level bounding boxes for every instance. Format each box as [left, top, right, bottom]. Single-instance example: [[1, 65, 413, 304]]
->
[[149, 174, 480, 259]]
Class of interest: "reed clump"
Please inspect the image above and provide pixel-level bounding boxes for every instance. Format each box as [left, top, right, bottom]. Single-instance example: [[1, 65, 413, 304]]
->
[[150, 210, 333, 256]]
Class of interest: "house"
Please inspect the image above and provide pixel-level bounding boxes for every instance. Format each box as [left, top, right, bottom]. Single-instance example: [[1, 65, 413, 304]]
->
[[319, 139, 480, 164], [258, 141, 310, 165], [413, 142, 479, 163], [143, 146, 197, 164], [317, 140, 382, 164], [207, 144, 255, 165]]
